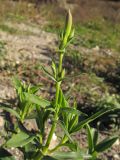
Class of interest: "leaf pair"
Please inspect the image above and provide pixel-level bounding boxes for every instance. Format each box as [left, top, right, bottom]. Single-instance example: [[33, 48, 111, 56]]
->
[[42, 62, 65, 83], [86, 124, 118, 159]]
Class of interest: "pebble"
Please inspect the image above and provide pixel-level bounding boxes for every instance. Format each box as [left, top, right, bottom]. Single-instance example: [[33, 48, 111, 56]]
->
[[113, 139, 120, 146], [113, 154, 120, 159], [52, 133, 57, 141], [92, 45, 100, 52]]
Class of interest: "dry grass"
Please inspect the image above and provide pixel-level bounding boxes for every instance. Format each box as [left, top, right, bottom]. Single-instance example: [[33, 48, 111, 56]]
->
[[0, 0, 38, 22]]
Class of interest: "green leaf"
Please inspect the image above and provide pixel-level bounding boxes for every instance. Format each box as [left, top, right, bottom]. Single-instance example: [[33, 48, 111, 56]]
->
[[36, 106, 44, 134], [93, 129, 98, 146], [58, 89, 69, 108], [86, 124, 94, 154], [12, 77, 22, 89], [59, 121, 73, 143], [0, 105, 20, 119], [43, 156, 57, 160], [72, 108, 114, 133], [45, 106, 55, 112], [60, 143, 78, 152], [29, 85, 41, 94], [51, 60, 57, 78], [24, 143, 37, 159], [69, 28, 75, 39], [24, 92, 50, 108], [6, 131, 35, 148], [53, 151, 91, 160], [95, 136, 118, 152], [42, 66, 56, 82], [68, 115, 78, 133], [60, 108, 87, 117], [0, 148, 15, 160], [63, 10, 72, 44]]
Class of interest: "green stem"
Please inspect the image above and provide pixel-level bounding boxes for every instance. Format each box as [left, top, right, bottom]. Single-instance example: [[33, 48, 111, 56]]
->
[[55, 82, 61, 108], [58, 54, 63, 74], [43, 113, 58, 154], [43, 53, 64, 155]]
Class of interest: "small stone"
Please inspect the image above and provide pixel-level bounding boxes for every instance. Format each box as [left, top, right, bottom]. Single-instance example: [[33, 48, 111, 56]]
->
[[113, 154, 120, 159], [92, 46, 100, 52], [49, 132, 58, 150], [52, 133, 57, 141], [16, 60, 20, 64], [113, 139, 120, 146]]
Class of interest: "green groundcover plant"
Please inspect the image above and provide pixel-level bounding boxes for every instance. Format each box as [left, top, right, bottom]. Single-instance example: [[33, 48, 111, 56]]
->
[[0, 10, 119, 160]]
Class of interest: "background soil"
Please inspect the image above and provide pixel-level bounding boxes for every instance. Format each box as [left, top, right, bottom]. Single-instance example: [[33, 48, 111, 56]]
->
[[32, 0, 120, 23]]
